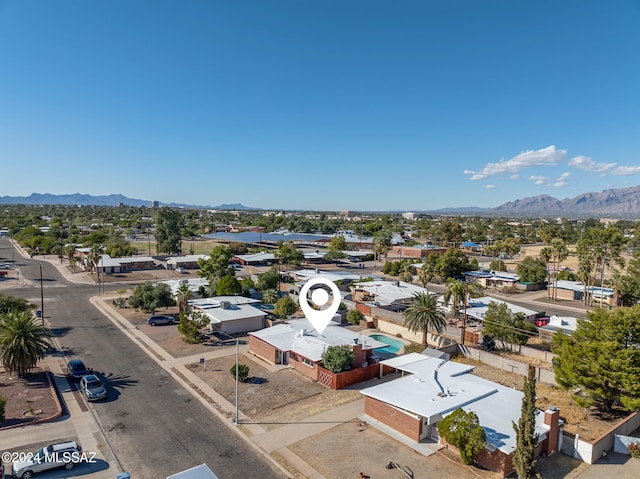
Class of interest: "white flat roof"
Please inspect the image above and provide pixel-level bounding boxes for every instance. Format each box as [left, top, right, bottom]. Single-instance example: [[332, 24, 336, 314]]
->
[[163, 278, 210, 295], [289, 269, 379, 283], [195, 303, 266, 323], [167, 254, 209, 264], [250, 318, 387, 362], [234, 252, 275, 262], [361, 358, 549, 453], [465, 296, 540, 320], [354, 281, 429, 305]]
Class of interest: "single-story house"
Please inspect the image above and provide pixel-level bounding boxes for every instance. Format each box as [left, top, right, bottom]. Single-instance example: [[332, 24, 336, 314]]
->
[[464, 271, 520, 290], [461, 241, 483, 253], [249, 318, 387, 381], [464, 296, 542, 323], [166, 254, 209, 270], [388, 244, 446, 259], [91, 254, 156, 274], [287, 269, 379, 285], [162, 278, 210, 298], [232, 252, 276, 265], [352, 281, 429, 307], [361, 356, 561, 477], [189, 296, 266, 335], [538, 315, 578, 341], [554, 280, 615, 306]]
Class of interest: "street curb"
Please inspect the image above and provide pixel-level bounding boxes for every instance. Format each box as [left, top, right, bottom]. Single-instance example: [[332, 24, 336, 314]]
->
[[91, 296, 294, 479]]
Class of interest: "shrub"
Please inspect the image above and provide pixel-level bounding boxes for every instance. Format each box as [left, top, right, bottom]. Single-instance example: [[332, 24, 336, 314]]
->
[[321, 345, 354, 373], [0, 395, 6, 423], [629, 442, 640, 459], [230, 363, 250, 382], [346, 309, 364, 325]]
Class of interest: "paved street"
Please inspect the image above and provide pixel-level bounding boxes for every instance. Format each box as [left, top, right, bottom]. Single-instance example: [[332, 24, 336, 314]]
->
[[0, 237, 285, 479]]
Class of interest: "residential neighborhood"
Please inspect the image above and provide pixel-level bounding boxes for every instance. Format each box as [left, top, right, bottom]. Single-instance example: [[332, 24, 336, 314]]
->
[[1, 204, 640, 479]]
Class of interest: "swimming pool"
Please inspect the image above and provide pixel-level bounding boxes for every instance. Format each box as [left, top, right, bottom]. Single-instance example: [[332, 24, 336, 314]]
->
[[369, 334, 404, 354]]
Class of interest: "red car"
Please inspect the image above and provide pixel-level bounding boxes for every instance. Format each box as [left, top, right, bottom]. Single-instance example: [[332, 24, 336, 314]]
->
[[535, 317, 550, 327]]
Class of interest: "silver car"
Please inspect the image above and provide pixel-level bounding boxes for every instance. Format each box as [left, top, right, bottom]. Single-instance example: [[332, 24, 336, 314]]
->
[[79, 374, 107, 401], [147, 314, 175, 325], [11, 441, 82, 479]]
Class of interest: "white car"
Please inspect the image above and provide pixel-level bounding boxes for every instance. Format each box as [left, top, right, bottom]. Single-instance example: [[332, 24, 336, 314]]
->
[[11, 441, 82, 479], [79, 374, 107, 401]]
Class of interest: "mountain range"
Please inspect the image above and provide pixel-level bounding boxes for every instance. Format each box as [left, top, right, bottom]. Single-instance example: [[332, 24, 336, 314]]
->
[[2, 186, 640, 217]]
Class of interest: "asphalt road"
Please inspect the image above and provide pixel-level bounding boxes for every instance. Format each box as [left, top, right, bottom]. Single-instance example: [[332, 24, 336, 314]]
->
[[0, 238, 285, 479]]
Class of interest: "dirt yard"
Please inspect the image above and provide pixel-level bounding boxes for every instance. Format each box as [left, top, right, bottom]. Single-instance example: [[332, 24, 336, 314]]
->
[[188, 354, 363, 430], [0, 368, 60, 429]]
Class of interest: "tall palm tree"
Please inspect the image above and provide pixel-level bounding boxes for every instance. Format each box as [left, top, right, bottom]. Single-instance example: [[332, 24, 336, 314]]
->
[[402, 292, 446, 347], [550, 239, 568, 301], [443, 278, 482, 345], [0, 310, 50, 377], [417, 263, 435, 288], [539, 246, 553, 300], [176, 283, 193, 313]]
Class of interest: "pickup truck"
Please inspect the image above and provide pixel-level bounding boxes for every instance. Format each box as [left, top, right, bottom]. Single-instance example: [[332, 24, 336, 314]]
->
[[0, 271, 8, 278]]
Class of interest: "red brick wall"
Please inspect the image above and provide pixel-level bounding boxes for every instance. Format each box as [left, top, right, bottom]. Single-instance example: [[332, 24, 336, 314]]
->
[[356, 303, 371, 316], [364, 396, 421, 442], [249, 336, 278, 364], [475, 448, 513, 477], [317, 363, 383, 389], [291, 357, 318, 380]]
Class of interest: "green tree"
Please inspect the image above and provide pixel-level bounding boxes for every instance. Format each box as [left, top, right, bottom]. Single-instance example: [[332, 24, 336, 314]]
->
[[257, 267, 279, 291], [513, 368, 539, 479], [277, 241, 304, 266], [437, 408, 487, 465], [402, 292, 446, 347], [216, 275, 242, 296], [0, 394, 6, 423], [0, 310, 50, 377], [197, 246, 234, 283], [176, 283, 193, 313], [241, 277, 255, 297], [443, 278, 482, 345], [128, 282, 175, 313], [482, 302, 536, 350], [321, 345, 354, 373], [325, 235, 347, 261], [261, 289, 278, 304], [489, 259, 507, 272], [273, 295, 297, 318], [230, 363, 250, 382], [155, 207, 183, 254], [552, 306, 640, 412], [516, 257, 547, 284], [417, 263, 435, 288], [346, 309, 364, 325], [0, 293, 35, 314], [435, 248, 473, 281], [177, 311, 210, 344]]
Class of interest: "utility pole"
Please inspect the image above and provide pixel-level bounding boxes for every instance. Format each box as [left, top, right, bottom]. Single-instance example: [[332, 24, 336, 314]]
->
[[39, 264, 45, 324]]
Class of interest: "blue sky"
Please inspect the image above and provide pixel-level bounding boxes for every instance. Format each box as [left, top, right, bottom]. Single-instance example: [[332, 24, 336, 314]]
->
[[1, 0, 639, 211]]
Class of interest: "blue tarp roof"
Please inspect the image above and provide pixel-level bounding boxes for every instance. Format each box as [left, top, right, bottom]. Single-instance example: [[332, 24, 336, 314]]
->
[[462, 241, 482, 247]]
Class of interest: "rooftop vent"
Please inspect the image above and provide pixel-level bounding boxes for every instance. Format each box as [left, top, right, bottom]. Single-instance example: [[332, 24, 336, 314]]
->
[[220, 301, 231, 309]]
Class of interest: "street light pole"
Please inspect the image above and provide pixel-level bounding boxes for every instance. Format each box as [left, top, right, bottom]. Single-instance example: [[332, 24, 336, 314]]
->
[[39, 264, 45, 324], [235, 336, 239, 425]]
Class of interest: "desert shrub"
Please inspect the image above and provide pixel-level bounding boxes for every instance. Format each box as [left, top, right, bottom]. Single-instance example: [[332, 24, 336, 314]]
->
[[230, 363, 250, 382]]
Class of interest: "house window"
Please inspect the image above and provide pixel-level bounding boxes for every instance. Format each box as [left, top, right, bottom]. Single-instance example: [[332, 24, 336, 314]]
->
[[301, 357, 314, 368]]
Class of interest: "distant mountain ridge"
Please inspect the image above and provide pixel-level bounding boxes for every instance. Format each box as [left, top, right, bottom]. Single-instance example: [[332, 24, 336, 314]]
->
[[0, 193, 257, 210], [3, 186, 640, 217]]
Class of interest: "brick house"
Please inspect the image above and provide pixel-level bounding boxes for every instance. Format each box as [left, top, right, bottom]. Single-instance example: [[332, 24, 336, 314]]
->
[[361, 357, 560, 477], [249, 318, 386, 382]]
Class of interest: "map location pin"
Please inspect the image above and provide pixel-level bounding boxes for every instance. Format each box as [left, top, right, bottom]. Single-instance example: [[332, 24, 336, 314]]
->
[[299, 278, 342, 334]]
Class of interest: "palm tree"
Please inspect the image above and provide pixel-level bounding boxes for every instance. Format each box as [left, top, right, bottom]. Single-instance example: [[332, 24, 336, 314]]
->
[[550, 239, 568, 301], [417, 263, 435, 288], [0, 310, 50, 377], [176, 283, 193, 313], [402, 292, 446, 347], [539, 246, 553, 299], [443, 278, 482, 345], [262, 289, 278, 304]]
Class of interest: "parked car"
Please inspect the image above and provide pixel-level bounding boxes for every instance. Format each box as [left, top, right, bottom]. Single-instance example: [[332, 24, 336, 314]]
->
[[11, 441, 82, 479], [66, 359, 90, 381], [79, 374, 107, 401], [175, 267, 186, 274], [147, 314, 175, 326], [535, 316, 550, 327]]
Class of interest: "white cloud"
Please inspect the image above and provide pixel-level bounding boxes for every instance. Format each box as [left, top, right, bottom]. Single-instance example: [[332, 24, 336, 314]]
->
[[529, 175, 547, 185], [554, 180, 568, 187], [611, 165, 640, 175], [558, 172, 571, 180], [510, 174, 519, 180], [568, 156, 616, 173], [484, 184, 496, 189], [465, 145, 566, 180]]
